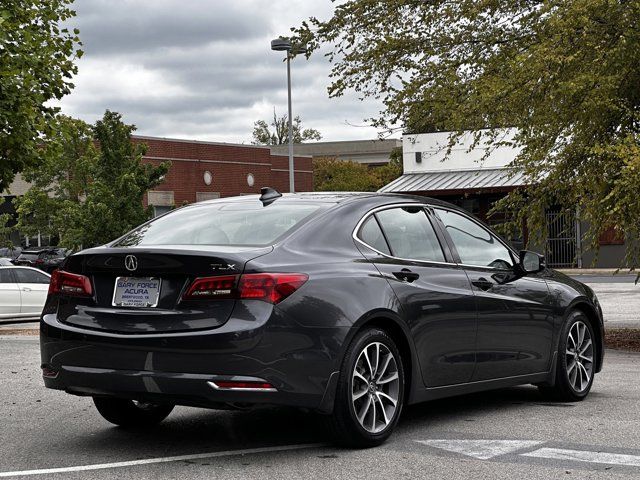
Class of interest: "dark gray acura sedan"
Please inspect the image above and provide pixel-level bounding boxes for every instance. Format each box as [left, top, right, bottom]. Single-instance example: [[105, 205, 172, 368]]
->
[[40, 189, 603, 447]]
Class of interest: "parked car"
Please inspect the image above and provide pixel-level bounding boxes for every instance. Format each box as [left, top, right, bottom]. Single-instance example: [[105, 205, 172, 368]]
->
[[40, 190, 603, 447], [0, 258, 14, 266], [0, 246, 21, 261], [15, 248, 69, 273], [0, 266, 51, 320]]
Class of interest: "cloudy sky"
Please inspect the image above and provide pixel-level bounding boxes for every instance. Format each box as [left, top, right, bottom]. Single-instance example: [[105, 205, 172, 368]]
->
[[55, 0, 385, 143]]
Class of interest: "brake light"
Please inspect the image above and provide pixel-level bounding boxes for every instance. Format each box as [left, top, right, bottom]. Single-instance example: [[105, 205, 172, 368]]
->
[[49, 270, 93, 297], [182, 273, 308, 304], [238, 273, 308, 304]]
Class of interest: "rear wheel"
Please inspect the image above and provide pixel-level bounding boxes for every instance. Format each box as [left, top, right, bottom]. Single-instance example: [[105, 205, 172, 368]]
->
[[539, 310, 596, 402], [327, 327, 404, 447], [93, 397, 174, 427]]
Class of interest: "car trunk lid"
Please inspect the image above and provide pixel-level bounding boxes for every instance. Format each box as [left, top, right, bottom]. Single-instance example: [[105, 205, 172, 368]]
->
[[56, 245, 272, 334]]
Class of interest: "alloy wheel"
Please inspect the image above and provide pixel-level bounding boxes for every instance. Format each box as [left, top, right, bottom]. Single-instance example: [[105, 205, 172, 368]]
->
[[351, 341, 400, 434], [565, 320, 594, 393]]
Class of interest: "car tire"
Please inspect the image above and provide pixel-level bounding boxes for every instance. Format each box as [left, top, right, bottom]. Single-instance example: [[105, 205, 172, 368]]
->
[[539, 310, 596, 402], [326, 327, 404, 448], [93, 397, 174, 427]]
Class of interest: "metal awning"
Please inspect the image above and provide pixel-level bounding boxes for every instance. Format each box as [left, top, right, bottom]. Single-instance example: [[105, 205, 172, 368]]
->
[[378, 168, 526, 193]]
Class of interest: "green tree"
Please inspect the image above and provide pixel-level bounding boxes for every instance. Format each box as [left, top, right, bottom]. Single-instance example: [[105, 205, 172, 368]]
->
[[295, 1, 640, 268], [252, 109, 322, 145], [372, 147, 403, 187], [314, 154, 402, 192], [15, 112, 170, 249], [0, 199, 13, 249], [0, 0, 82, 192]]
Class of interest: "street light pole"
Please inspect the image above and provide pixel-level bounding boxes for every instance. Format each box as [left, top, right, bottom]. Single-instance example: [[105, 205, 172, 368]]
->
[[271, 37, 306, 194], [286, 53, 294, 193]]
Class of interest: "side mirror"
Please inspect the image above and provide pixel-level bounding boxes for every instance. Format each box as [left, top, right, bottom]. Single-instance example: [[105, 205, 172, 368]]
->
[[519, 250, 545, 273]]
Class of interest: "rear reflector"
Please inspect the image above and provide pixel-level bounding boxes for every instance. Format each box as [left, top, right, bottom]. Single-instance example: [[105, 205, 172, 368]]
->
[[182, 273, 308, 304], [41, 365, 59, 378], [48, 270, 93, 297], [208, 380, 276, 392]]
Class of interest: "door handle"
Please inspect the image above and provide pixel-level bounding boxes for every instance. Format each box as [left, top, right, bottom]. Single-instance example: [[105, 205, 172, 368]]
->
[[472, 278, 494, 291], [392, 269, 420, 283], [21, 287, 32, 292]]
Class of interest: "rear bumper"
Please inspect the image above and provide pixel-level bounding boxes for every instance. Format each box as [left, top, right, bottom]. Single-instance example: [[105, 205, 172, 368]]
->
[[40, 301, 348, 411]]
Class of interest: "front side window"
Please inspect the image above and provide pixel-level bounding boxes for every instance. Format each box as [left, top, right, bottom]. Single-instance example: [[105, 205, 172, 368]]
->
[[375, 207, 445, 262], [435, 208, 513, 269], [115, 202, 325, 247]]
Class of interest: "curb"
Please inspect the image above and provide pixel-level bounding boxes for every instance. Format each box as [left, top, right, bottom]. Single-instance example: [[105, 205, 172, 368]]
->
[[557, 269, 635, 275], [0, 319, 39, 326]]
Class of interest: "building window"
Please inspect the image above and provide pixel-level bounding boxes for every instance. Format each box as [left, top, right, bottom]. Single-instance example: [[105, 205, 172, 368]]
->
[[153, 205, 172, 217], [148, 190, 175, 218], [196, 192, 221, 202]]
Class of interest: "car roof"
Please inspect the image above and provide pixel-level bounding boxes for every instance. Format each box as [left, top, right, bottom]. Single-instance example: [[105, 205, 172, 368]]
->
[[0, 265, 51, 276], [197, 191, 457, 208], [20, 248, 62, 253]]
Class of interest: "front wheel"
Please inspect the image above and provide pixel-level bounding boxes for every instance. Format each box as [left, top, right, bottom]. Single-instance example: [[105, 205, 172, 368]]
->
[[539, 310, 596, 402], [327, 327, 404, 447], [93, 397, 174, 428]]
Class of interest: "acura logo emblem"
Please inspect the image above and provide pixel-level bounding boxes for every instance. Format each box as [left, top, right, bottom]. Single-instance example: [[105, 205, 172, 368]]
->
[[124, 255, 138, 272]]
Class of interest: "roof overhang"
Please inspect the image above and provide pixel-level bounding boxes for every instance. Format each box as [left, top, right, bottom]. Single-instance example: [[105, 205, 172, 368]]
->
[[379, 168, 526, 194]]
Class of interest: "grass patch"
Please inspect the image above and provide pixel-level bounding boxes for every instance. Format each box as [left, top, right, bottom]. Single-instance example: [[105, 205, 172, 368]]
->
[[606, 328, 640, 352]]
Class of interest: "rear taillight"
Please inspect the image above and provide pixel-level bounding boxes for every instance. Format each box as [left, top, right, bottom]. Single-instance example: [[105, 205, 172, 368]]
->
[[48, 270, 93, 297], [238, 273, 308, 304], [182, 275, 237, 299], [181, 273, 308, 304]]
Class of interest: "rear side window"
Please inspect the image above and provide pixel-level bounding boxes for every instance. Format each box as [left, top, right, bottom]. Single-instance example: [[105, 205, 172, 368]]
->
[[358, 216, 391, 255], [13, 269, 50, 284], [375, 207, 445, 262], [115, 202, 325, 247]]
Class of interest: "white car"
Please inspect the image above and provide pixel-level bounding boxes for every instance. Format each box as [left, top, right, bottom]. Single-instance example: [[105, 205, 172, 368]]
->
[[0, 266, 51, 320]]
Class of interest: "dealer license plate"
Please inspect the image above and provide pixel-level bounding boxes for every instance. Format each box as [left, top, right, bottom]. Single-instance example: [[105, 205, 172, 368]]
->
[[112, 277, 161, 307]]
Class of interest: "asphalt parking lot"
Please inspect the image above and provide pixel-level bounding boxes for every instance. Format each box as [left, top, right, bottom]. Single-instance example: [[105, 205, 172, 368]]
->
[[1, 336, 639, 479], [573, 274, 639, 329]]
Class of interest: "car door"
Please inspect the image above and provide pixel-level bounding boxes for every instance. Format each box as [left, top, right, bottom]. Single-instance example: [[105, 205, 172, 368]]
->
[[0, 268, 21, 318], [433, 207, 554, 380], [355, 204, 477, 387], [13, 268, 51, 316]]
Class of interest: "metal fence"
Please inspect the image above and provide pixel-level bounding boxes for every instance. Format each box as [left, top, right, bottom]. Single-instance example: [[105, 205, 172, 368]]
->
[[545, 210, 579, 268]]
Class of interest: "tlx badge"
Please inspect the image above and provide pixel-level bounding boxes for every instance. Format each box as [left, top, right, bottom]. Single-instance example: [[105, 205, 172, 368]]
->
[[211, 263, 236, 271]]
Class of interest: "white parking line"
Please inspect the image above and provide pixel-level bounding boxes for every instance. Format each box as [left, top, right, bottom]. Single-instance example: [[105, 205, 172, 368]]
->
[[0, 443, 325, 478], [523, 447, 640, 467], [416, 439, 544, 460]]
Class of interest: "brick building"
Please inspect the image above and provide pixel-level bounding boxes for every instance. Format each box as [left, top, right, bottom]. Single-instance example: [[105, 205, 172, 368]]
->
[[1, 135, 313, 246], [135, 136, 313, 216]]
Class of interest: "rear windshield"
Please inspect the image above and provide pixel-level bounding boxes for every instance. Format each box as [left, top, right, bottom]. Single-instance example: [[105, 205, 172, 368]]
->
[[18, 253, 41, 260], [114, 202, 325, 247]]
